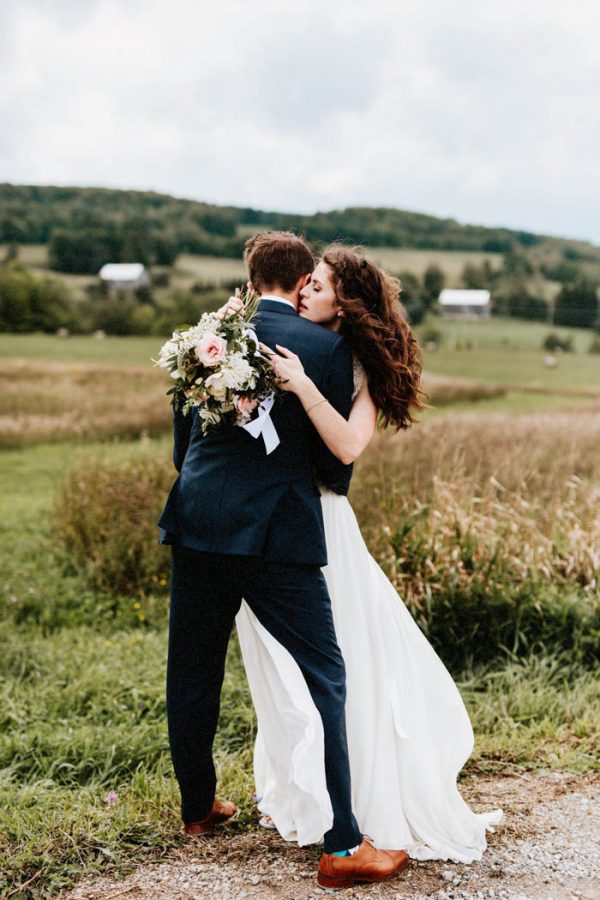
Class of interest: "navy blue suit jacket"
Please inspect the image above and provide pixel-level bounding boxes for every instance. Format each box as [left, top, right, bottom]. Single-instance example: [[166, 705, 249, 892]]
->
[[157, 299, 354, 566]]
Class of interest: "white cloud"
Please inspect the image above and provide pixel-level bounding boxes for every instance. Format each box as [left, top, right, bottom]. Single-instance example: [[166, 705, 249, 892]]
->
[[1, 0, 599, 241]]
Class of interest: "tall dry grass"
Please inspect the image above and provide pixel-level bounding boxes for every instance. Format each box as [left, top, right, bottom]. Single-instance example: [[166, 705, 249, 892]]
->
[[0, 361, 171, 446], [351, 411, 600, 667], [0, 361, 519, 446], [353, 409, 600, 510], [53, 410, 599, 668], [421, 373, 506, 405], [54, 457, 174, 597]]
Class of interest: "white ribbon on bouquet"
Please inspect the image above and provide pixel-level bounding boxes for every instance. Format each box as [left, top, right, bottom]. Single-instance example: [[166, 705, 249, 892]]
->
[[242, 393, 280, 454]]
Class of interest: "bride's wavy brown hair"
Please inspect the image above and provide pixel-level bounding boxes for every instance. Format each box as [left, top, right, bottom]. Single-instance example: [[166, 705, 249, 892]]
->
[[321, 245, 427, 430]]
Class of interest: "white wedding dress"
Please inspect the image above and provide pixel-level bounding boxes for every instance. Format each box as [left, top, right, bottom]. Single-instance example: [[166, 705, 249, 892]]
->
[[235, 366, 502, 861]]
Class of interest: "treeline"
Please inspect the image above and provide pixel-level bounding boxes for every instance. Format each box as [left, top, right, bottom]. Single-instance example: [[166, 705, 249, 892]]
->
[[0, 262, 75, 333], [0, 184, 244, 273], [1, 184, 599, 332], [0, 259, 231, 336], [396, 254, 599, 329], [48, 226, 179, 273], [404, 258, 546, 324], [0, 183, 582, 275], [241, 205, 541, 252], [2, 251, 598, 336]]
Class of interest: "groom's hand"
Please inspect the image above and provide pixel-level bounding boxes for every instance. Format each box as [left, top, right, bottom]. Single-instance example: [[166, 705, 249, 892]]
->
[[215, 295, 244, 320]]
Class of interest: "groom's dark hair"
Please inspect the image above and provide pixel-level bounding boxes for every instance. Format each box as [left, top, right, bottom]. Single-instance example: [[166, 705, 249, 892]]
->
[[244, 231, 314, 294]]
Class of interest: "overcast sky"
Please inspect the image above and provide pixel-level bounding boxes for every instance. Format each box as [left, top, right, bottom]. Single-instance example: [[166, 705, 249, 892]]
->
[[1, 0, 599, 242]]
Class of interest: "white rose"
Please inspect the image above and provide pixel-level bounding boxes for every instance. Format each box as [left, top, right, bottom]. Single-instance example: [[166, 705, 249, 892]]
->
[[225, 353, 255, 388], [205, 371, 230, 399]]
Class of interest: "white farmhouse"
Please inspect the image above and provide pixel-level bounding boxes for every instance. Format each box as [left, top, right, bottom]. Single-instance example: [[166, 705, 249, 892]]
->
[[99, 263, 149, 292], [438, 289, 491, 319]]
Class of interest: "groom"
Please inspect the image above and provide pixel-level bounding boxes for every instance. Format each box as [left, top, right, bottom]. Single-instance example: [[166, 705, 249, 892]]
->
[[157, 231, 406, 888]]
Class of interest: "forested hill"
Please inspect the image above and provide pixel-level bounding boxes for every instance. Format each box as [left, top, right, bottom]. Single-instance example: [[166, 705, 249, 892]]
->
[[1, 183, 598, 274]]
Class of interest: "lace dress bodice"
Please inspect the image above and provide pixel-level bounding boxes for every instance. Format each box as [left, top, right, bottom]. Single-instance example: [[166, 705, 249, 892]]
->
[[352, 357, 365, 401]]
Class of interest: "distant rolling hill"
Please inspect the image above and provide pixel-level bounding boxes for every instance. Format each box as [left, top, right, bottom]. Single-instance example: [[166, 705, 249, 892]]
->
[[2, 184, 599, 277]]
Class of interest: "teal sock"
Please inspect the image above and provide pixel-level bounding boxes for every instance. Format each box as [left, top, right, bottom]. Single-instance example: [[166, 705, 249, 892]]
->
[[332, 844, 360, 857]]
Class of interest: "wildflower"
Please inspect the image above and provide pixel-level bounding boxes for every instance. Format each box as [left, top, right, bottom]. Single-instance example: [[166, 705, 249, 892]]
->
[[104, 791, 118, 806]]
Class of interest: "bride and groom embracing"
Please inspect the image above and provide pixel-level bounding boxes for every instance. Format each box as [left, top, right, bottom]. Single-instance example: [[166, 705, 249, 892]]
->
[[157, 231, 501, 890]]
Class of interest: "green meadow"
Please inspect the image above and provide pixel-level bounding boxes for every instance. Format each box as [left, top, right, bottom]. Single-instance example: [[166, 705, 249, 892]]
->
[[1, 316, 599, 389]]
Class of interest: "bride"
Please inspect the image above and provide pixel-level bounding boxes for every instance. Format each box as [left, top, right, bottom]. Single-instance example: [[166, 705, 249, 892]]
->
[[235, 245, 502, 861]]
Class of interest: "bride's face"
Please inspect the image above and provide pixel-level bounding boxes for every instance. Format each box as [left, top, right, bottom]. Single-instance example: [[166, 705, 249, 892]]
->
[[299, 262, 342, 330]]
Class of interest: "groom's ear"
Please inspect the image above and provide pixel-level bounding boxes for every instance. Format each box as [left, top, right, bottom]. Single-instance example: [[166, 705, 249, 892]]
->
[[291, 273, 311, 295]]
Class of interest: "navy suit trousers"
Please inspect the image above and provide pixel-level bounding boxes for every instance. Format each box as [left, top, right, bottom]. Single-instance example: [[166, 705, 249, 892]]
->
[[167, 543, 362, 853]]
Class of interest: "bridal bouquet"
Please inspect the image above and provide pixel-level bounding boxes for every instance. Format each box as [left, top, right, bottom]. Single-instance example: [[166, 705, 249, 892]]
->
[[154, 288, 279, 446]]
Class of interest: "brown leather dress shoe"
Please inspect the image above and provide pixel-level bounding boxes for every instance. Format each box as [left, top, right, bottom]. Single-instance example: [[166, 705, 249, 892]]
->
[[183, 798, 237, 836], [317, 838, 409, 889], [382, 848, 410, 871]]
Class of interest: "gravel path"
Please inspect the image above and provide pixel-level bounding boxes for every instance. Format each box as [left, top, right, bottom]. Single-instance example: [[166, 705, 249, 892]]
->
[[64, 772, 599, 900]]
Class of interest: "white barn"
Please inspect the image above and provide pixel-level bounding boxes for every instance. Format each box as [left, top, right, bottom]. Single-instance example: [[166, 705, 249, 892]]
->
[[438, 289, 491, 319], [99, 263, 149, 292]]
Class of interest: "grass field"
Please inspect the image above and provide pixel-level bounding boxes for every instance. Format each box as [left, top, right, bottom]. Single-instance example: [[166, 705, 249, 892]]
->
[[425, 347, 600, 391], [2, 315, 596, 367], [1, 317, 599, 452], [1, 319, 599, 895], [171, 253, 246, 287], [2, 334, 595, 382], [427, 316, 596, 353], [0, 333, 159, 365], [2, 332, 599, 448], [423, 316, 600, 392], [0, 360, 170, 447], [1, 318, 598, 448], [366, 247, 503, 280], [1, 415, 598, 894], [422, 317, 600, 395]]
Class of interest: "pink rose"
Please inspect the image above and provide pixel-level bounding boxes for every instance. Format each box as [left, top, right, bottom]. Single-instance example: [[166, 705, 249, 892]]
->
[[195, 332, 227, 366], [235, 395, 258, 419]]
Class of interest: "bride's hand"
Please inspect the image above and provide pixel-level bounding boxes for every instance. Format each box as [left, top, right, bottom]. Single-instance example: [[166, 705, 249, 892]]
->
[[215, 295, 244, 320], [260, 343, 309, 393]]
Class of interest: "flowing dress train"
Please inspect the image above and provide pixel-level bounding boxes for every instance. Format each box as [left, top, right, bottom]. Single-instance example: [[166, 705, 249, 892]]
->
[[235, 487, 502, 861]]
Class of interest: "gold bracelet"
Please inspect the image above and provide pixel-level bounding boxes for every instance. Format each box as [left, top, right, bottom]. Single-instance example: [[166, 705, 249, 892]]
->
[[306, 398, 327, 415]]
